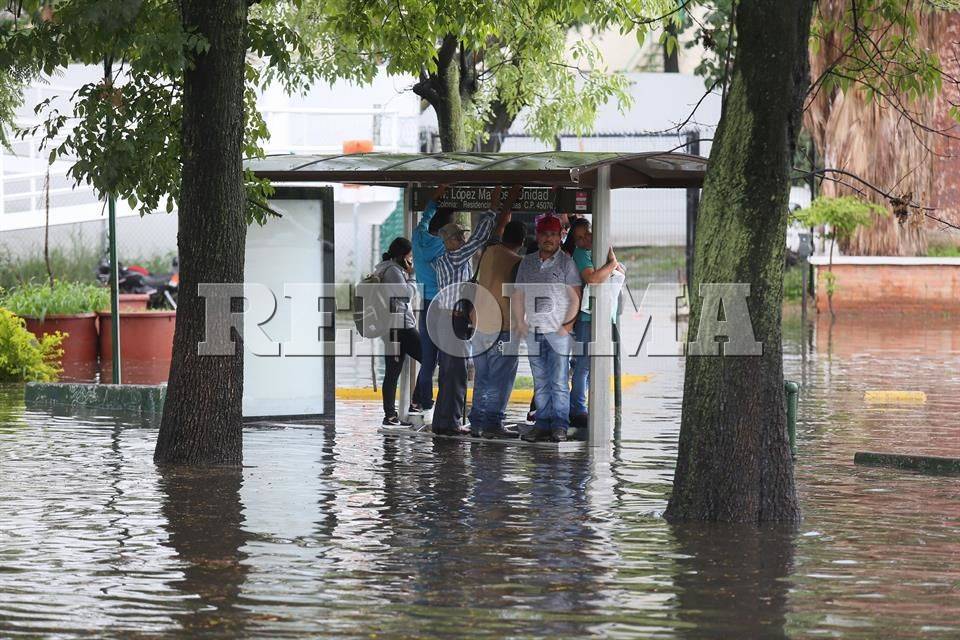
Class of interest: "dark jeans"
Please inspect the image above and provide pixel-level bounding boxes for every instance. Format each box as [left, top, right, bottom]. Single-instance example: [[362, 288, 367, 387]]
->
[[434, 311, 471, 430], [416, 298, 438, 410], [382, 327, 422, 418], [468, 330, 519, 430]]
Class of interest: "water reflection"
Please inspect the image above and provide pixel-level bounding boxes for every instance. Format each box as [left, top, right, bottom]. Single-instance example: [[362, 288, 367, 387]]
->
[[2, 311, 960, 637], [669, 524, 795, 639], [158, 466, 250, 636]]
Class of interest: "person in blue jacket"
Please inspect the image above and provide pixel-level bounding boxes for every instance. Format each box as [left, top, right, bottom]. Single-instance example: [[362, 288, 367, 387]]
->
[[410, 184, 454, 419]]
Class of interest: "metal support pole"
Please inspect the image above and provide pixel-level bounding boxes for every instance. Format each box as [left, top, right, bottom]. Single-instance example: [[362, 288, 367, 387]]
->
[[398, 186, 414, 422], [104, 57, 121, 384], [108, 191, 121, 384], [588, 166, 613, 447], [613, 321, 622, 430]]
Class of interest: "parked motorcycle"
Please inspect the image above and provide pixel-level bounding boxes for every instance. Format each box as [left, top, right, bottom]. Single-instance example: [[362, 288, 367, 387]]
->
[[96, 255, 179, 309]]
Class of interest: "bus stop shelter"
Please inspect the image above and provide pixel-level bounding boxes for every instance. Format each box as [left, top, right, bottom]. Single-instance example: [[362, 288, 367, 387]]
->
[[245, 151, 707, 446]]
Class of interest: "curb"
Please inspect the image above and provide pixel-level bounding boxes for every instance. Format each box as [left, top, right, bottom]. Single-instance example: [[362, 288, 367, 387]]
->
[[25, 382, 167, 414]]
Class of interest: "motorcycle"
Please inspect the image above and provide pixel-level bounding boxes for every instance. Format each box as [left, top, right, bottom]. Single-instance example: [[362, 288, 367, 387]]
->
[[96, 255, 179, 310]]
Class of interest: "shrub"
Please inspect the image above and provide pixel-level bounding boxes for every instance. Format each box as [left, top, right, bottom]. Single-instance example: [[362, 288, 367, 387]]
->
[[783, 264, 805, 301], [927, 243, 960, 258], [0, 281, 110, 321], [0, 308, 63, 382]]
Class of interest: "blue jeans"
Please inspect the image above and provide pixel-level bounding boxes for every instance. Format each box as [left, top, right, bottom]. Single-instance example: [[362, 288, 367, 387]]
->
[[571, 319, 591, 417], [527, 331, 573, 432], [416, 298, 438, 409], [468, 331, 519, 430]]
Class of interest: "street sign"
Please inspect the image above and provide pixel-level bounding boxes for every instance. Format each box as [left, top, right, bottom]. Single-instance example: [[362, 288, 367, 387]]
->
[[410, 186, 592, 213]]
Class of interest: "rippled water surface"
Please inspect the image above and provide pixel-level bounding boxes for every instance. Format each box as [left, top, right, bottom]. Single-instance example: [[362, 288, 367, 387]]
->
[[1, 312, 959, 638]]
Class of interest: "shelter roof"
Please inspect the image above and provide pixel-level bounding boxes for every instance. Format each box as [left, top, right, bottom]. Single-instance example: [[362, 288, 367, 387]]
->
[[245, 151, 706, 189]]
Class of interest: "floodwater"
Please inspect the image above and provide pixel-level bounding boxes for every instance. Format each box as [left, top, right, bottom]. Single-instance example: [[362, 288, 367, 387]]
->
[[1, 310, 959, 638]]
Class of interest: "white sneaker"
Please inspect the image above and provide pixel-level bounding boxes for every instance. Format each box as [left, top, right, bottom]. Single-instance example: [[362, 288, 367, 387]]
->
[[421, 407, 434, 426]]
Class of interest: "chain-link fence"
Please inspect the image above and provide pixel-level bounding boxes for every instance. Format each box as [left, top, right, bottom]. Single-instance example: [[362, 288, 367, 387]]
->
[[499, 131, 702, 291]]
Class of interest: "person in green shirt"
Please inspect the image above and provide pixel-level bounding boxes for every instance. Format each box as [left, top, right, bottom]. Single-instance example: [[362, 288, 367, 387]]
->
[[569, 219, 624, 428]]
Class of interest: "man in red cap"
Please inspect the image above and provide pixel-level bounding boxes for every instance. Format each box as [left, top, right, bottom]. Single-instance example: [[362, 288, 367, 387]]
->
[[511, 214, 582, 442]]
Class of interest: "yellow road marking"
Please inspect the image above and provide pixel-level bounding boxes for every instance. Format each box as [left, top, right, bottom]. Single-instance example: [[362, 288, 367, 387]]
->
[[335, 374, 653, 404], [864, 390, 927, 404]]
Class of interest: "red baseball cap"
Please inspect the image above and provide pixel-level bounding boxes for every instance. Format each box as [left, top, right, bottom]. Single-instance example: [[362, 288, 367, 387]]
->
[[535, 215, 562, 234]]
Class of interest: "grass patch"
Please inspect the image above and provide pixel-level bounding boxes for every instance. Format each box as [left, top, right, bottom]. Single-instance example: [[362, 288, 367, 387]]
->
[[927, 243, 960, 258], [617, 246, 686, 291], [0, 235, 101, 289], [0, 234, 176, 290]]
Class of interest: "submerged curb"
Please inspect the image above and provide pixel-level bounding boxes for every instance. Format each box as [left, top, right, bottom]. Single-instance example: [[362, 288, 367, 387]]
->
[[854, 451, 960, 476], [25, 382, 167, 414]]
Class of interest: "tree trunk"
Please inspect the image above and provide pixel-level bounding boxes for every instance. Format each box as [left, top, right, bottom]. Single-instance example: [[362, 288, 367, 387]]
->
[[435, 41, 466, 152], [414, 35, 469, 152], [155, 0, 248, 465], [479, 98, 515, 152], [665, 0, 812, 523], [662, 21, 680, 73]]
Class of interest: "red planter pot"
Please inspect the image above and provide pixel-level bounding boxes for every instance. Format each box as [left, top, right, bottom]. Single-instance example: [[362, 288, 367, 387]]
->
[[23, 313, 98, 363], [98, 310, 176, 362], [22, 313, 99, 382]]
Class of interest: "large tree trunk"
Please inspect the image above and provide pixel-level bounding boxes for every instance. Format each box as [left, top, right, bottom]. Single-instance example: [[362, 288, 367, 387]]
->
[[155, 0, 248, 465], [665, 0, 812, 523], [435, 35, 467, 152]]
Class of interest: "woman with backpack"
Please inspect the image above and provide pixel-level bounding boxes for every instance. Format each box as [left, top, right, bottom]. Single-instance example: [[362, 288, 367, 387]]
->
[[374, 237, 423, 425]]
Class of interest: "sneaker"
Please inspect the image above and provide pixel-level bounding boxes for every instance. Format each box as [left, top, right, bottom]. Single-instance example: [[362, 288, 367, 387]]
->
[[483, 426, 519, 440], [421, 407, 434, 425], [432, 424, 471, 436], [526, 410, 537, 423], [521, 422, 550, 443], [551, 427, 568, 443], [382, 415, 412, 427], [408, 403, 424, 414]]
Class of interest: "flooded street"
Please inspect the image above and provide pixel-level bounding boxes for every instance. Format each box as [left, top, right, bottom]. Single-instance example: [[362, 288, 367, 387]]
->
[[1, 311, 959, 638]]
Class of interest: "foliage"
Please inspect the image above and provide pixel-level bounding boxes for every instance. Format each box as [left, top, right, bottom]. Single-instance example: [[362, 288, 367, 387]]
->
[[926, 241, 960, 257], [792, 196, 881, 242], [810, 0, 948, 108], [0, 234, 98, 288], [783, 264, 805, 301], [0, 0, 319, 224], [794, 196, 879, 314], [0, 308, 63, 382], [691, 0, 960, 127], [685, 0, 735, 89], [0, 232, 175, 289], [0, 280, 109, 319], [301, 0, 671, 147]]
